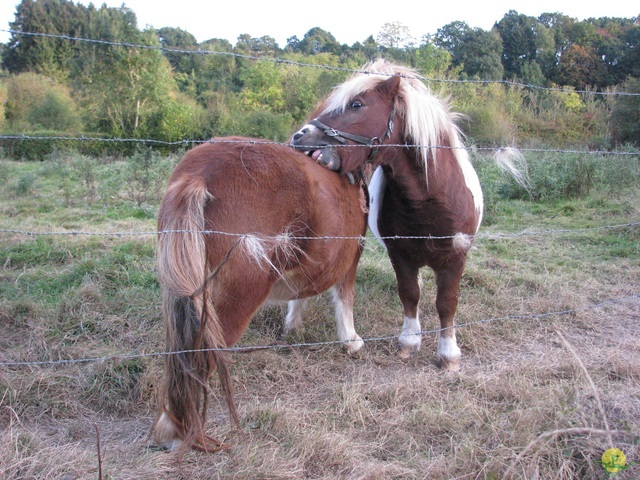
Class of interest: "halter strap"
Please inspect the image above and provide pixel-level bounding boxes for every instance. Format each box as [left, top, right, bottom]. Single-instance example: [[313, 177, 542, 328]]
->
[[310, 97, 397, 163], [308, 119, 377, 146], [309, 97, 397, 184]]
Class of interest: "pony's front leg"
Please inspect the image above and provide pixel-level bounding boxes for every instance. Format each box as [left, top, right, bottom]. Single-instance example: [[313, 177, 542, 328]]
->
[[331, 286, 364, 354], [434, 260, 466, 372], [393, 262, 423, 359]]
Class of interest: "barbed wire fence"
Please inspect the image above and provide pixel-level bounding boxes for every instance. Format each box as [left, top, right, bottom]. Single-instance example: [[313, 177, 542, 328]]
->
[[1, 294, 638, 368], [0, 29, 639, 368], [4, 29, 640, 97]]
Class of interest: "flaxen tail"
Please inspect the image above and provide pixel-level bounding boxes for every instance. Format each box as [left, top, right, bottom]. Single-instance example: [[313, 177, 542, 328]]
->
[[494, 147, 531, 193], [153, 175, 238, 455]]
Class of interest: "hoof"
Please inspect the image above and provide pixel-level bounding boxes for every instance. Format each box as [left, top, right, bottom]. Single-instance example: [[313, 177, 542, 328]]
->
[[397, 343, 419, 360], [438, 356, 461, 372], [153, 411, 183, 451], [344, 336, 364, 355], [158, 438, 183, 451]]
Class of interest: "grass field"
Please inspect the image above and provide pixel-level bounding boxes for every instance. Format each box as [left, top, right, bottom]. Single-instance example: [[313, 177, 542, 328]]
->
[[0, 149, 639, 479]]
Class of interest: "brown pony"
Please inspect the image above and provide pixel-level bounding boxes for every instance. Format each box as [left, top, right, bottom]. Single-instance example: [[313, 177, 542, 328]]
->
[[152, 138, 367, 453], [292, 60, 524, 371]]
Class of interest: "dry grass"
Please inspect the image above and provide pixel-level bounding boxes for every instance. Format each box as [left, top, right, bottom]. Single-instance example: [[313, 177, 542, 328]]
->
[[1, 158, 639, 479]]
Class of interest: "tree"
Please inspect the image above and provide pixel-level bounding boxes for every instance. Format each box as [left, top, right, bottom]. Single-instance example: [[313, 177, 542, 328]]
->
[[156, 26, 198, 70], [295, 28, 342, 55], [187, 39, 236, 99], [69, 3, 140, 87], [434, 23, 502, 79], [458, 28, 504, 80], [237, 60, 285, 112], [413, 38, 451, 78], [569, 20, 597, 45], [3, 0, 87, 80], [235, 34, 280, 54], [82, 29, 177, 137], [285, 35, 300, 52], [620, 25, 640, 79], [495, 11, 540, 79], [556, 44, 606, 88], [434, 21, 472, 58], [377, 22, 414, 48]]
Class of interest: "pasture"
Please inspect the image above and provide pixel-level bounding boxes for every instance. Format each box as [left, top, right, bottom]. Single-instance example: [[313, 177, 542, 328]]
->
[[0, 149, 639, 479]]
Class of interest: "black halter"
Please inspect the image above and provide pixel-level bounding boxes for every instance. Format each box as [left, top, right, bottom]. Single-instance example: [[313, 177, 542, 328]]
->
[[309, 97, 397, 164]]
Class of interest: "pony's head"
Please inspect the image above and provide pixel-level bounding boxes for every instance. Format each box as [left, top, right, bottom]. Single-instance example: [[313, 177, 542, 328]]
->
[[291, 59, 464, 181]]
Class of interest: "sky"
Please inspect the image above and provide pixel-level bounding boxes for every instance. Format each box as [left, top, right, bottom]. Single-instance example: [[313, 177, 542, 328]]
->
[[0, 0, 638, 47]]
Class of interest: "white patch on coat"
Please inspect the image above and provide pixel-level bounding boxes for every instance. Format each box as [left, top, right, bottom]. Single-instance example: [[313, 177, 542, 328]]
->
[[332, 288, 364, 352], [367, 166, 387, 249], [454, 143, 484, 232], [438, 333, 461, 362], [398, 314, 422, 350], [452, 232, 472, 252], [284, 298, 308, 332], [294, 122, 318, 137]]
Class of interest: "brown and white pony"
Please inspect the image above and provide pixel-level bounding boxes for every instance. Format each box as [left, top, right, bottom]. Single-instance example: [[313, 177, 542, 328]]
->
[[152, 138, 367, 453], [292, 60, 520, 371]]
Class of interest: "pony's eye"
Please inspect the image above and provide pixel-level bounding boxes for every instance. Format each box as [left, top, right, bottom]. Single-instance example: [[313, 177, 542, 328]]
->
[[349, 100, 363, 109]]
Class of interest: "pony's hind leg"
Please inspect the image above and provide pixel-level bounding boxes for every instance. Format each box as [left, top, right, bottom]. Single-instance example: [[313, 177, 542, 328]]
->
[[434, 258, 466, 371], [284, 299, 308, 335], [153, 410, 182, 451]]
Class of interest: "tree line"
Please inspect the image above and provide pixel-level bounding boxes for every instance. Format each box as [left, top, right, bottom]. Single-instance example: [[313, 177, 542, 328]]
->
[[0, 0, 639, 159]]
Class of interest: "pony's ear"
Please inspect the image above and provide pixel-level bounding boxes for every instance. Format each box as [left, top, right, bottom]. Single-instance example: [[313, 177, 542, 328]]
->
[[376, 74, 401, 98]]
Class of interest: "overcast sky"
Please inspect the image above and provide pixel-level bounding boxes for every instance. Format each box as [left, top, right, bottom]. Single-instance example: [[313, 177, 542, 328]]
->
[[1, 0, 638, 46]]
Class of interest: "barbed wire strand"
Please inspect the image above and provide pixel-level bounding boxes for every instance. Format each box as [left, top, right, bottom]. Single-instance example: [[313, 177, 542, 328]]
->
[[2, 29, 640, 97], [0, 294, 637, 367], [1, 134, 639, 157], [0, 221, 638, 241]]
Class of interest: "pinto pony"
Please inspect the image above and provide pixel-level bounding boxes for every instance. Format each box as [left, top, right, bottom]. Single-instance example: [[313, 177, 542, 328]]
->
[[152, 138, 367, 453], [292, 60, 523, 371]]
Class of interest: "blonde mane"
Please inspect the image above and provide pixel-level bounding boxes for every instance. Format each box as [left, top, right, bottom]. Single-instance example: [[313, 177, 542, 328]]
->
[[322, 59, 466, 174]]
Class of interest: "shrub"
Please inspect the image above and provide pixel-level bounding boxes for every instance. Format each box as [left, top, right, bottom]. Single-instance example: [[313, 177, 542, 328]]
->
[[239, 110, 295, 141], [484, 150, 638, 202], [122, 147, 178, 206], [4, 73, 82, 133], [146, 93, 207, 143], [610, 77, 640, 147], [461, 104, 516, 146]]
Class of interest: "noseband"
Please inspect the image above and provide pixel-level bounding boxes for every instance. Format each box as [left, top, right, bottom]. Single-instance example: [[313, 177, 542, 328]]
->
[[309, 97, 397, 165]]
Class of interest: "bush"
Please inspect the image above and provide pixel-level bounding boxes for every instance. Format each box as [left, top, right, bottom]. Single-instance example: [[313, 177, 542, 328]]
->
[[238, 110, 295, 142], [27, 90, 82, 132], [121, 147, 178, 206], [147, 93, 207, 143], [461, 104, 516, 146], [0, 81, 6, 130], [484, 150, 638, 202], [610, 77, 640, 147], [4, 73, 82, 133], [0, 132, 136, 161]]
